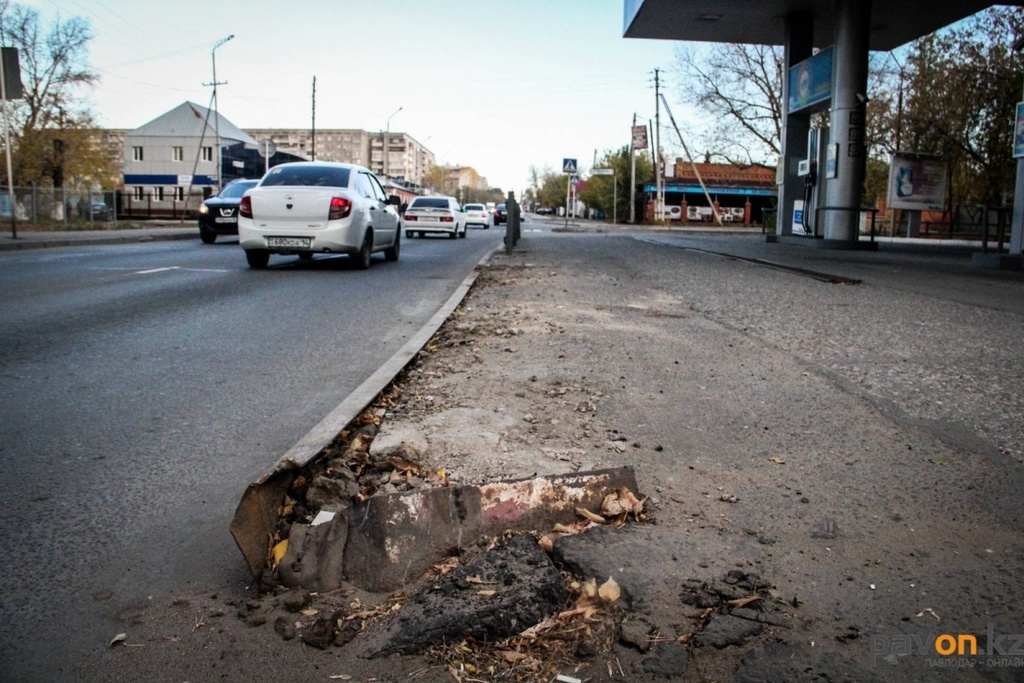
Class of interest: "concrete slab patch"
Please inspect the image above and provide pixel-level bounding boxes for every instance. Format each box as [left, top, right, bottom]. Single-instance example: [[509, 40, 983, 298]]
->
[[343, 466, 639, 592]]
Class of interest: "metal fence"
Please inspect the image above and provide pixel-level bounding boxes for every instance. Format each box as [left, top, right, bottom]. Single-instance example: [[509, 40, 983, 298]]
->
[[0, 187, 211, 225]]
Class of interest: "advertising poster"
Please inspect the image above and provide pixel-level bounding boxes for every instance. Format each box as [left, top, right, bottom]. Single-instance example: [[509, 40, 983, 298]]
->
[[886, 154, 946, 211], [788, 47, 832, 113]]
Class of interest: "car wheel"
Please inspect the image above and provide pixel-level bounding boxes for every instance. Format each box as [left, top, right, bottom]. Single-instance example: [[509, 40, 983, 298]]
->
[[245, 249, 270, 269], [459, 225, 466, 238], [199, 225, 217, 244], [384, 228, 401, 262], [354, 231, 372, 270], [448, 230, 457, 239]]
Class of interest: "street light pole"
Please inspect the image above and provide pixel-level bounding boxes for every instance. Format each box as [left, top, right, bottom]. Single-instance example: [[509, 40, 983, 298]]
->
[[383, 106, 403, 186], [210, 34, 234, 192]]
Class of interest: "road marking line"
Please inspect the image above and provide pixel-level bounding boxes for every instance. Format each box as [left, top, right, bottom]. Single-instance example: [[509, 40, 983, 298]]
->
[[135, 266, 179, 274]]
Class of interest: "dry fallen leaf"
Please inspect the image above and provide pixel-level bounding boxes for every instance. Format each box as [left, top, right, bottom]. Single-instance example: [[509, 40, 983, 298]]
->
[[109, 633, 127, 647], [768, 456, 786, 464], [581, 577, 598, 599], [538, 534, 555, 553], [576, 507, 607, 524], [477, 590, 497, 597], [601, 488, 644, 517], [727, 595, 761, 608], [271, 539, 288, 568], [598, 576, 621, 604], [300, 608, 319, 617]]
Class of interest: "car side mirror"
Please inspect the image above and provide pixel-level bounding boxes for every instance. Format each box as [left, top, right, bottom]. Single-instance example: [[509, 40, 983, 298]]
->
[[387, 195, 401, 206]]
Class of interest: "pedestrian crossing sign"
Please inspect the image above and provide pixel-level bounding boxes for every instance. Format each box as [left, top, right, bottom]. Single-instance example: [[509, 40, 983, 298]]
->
[[562, 158, 577, 174]]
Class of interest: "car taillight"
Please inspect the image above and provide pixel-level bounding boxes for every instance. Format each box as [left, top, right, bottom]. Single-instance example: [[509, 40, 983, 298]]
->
[[441, 216, 453, 222], [405, 215, 417, 221], [239, 195, 252, 218], [328, 197, 352, 220]]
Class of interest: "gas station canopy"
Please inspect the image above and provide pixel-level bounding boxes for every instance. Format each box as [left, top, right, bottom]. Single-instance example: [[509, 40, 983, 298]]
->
[[623, 0, 1002, 51]]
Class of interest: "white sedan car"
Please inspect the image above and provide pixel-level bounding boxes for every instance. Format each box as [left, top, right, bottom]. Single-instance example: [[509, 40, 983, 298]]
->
[[463, 203, 491, 229], [237, 161, 401, 269], [403, 196, 466, 239]]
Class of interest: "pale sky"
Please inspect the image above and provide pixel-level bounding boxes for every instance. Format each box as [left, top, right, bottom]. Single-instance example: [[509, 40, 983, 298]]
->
[[25, 0, 695, 193]]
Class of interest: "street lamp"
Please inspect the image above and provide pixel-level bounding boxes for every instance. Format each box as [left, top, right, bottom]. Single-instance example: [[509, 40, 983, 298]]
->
[[210, 34, 234, 191], [383, 106, 403, 184]]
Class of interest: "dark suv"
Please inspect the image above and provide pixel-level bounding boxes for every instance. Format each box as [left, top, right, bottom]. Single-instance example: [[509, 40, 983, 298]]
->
[[198, 179, 259, 244], [494, 203, 508, 226]]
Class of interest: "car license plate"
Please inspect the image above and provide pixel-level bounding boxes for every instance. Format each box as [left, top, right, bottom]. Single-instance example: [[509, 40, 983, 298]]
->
[[267, 236, 311, 248], [214, 216, 236, 223]]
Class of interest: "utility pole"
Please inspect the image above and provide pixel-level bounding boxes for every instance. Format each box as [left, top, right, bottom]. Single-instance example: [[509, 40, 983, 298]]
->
[[311, 76, 316, 161], [206, 34, 234, 192], [630, 113, 637, 224], [654, 67, 662, 223]]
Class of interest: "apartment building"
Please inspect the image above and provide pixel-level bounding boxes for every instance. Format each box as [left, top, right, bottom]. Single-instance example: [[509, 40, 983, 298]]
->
[[245, 128, 436, 187]]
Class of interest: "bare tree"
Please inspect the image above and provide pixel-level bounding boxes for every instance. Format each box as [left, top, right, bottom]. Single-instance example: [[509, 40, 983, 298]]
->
[[0, 2, 107, 187], [673, 43, 784, 166]]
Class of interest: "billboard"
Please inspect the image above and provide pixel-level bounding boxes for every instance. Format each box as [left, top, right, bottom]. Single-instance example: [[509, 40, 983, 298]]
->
[[788, 47, 832, 113], [632, 125, 648, 150], [886, 153, 946, 211]]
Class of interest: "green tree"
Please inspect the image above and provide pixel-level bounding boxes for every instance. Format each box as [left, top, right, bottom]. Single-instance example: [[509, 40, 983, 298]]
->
[[579, 145, 654, 221], [874, 7, 1024, 209], [0, 2, 112, 187]]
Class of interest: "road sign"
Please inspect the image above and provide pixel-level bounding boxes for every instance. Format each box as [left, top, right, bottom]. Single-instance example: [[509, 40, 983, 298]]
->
[[592, 168, 614, 176], [562, 158, 577, 174]]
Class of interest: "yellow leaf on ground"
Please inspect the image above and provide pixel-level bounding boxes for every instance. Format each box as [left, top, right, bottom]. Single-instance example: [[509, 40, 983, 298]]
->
[[477, 590, 496, 597], [768, 456, 786, 464], [271, 540, 288, 568], [598, 576, 621, 604]]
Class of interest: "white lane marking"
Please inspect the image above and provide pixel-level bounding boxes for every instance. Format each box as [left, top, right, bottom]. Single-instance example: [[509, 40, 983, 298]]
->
[[134, 266, 230, 274], [135, 267, 179, 274]]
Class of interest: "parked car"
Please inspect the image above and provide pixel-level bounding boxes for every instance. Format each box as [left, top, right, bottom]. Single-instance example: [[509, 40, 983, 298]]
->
[[494, 203, 508, 225], [403, 196, 466, 239], [237, 161, 401, 269], [197, 178, 259, 243], [535, 207, 554, 215], [77, 198, 113, 222], [463, 203, 490, 229]]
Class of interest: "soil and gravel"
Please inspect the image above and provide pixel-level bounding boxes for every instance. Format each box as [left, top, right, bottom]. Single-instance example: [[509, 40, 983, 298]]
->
[[73, 226, 1024, 682]]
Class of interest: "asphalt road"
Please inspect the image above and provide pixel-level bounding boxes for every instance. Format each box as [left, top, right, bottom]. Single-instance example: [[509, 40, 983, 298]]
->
[[0, 228, 502, 682]]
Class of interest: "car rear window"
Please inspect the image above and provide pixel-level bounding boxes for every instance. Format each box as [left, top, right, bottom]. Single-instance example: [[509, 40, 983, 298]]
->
[[464, 204, 485, 210], [261, 165, 350, 188], [218, 180, 258, 199], [410, 198, 450, 209]]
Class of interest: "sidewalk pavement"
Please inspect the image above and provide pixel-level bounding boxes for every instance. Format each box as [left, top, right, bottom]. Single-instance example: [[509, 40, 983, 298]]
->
[[0, 223, 197, 251], [38, 219, 1024, 681]]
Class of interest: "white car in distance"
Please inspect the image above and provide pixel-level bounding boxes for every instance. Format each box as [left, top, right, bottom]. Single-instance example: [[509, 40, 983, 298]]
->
[[462, 203, 491, 229], [403, 196, 466, 239], [237, 161, 401, 269]]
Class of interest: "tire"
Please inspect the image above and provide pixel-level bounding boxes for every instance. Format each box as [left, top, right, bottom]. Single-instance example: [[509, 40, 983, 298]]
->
[[448, 230, 457, 239], [354, 230, 372, 269], [459, 225, 466, 238], [245, 249, 270, 269], [384, 228, 401, 262], [199, 225, 217, 244]]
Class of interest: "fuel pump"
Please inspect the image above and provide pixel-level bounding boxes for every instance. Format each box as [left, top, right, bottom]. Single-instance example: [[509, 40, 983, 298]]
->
[[796, 126, 823, 236]]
